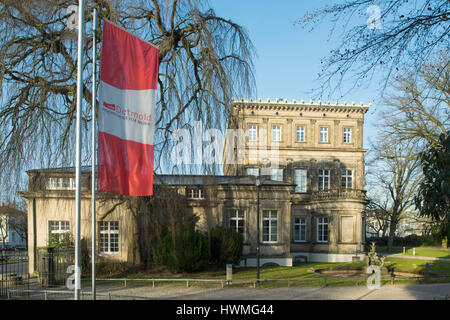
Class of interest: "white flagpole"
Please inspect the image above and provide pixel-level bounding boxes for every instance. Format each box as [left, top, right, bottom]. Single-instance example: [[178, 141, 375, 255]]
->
[[91, 7, 98, 301], [74, 0, 85, 301]]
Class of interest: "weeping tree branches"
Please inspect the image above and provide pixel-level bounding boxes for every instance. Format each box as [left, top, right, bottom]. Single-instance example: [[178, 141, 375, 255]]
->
[[0, 0, 256, 201]]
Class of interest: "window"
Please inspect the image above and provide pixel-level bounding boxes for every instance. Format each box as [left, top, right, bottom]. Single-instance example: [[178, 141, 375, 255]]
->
[[272, 125, 282, 142], [248, 125, 258, 142], [294, 169, 307, 193], [294, 217, 307, 242], [262, 210, 278, 243], [318, 169, 330, 190], [270, 168, 283, 182], [99, 221, 119, 254], [317, 217, 329, 242], [48, 221, 70, 242], [341, 170, 353, 189], [343, 128, 352, 143], [296, 126, 305, 142], [230, 210, 245, 237], [320, 127, 328, 143], [246, 167, 259, 176], [46, 177, 76, 190], [186, 188, 204, 199]]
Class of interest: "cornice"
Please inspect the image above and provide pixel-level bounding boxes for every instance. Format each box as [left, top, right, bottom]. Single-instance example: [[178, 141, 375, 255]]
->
[[231, 98, 370, 113]]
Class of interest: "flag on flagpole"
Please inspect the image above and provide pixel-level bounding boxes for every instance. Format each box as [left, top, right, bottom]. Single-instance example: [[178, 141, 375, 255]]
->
[[98, 20, 159, 196]]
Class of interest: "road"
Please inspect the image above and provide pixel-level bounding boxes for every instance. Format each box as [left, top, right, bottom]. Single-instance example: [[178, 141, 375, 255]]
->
[[82, 282, 450, 300]]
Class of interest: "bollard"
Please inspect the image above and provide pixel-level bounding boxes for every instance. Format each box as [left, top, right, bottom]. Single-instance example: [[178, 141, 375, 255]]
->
[[403, 247, 405, 254], [413, 248, 416, 256], [226, 264, 233, 280]]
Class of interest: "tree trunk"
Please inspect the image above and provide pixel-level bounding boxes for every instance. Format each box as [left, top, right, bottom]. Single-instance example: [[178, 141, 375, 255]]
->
[[127, 199, 142, 267], [127, 211, 142, 266], [387, 220, 397, 252]]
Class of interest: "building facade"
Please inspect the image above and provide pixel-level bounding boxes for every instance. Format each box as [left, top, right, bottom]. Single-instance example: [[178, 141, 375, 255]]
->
[[21, 99, 370, 274], [0, 204, 27, 249]]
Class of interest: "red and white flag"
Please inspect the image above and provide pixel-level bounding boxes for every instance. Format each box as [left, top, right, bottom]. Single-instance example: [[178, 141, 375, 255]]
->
[[98, 20, 159, 196]]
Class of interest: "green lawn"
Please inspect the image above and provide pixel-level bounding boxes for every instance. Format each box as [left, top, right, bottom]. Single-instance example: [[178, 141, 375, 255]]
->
[[95, 261, 364, 281], [88, 261, 401, 288], [86, 252, 450, 289], [384, 257, 450, 276], [377, 246, 450, 258]]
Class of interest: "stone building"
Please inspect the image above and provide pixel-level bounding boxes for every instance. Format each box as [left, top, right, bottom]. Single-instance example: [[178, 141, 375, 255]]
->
[[21, 98, 370, 274]]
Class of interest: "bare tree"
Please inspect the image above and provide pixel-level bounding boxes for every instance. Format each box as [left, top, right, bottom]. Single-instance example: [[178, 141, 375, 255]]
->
[[0, 0, 256, 202], [369, 138, 422, 251], [380, 55, 449, 150], [296, 0, 450, 96], [366, 54, 448, 248], [365, 196, 390, 237]]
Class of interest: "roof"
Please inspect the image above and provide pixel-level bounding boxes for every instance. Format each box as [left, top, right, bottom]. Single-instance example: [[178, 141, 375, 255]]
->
[[154, 174, 293, 186], [26, 167, 293, 187]]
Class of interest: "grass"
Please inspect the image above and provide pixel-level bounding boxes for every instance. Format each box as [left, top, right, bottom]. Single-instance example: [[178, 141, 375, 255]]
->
[[88, 261, 378, 289], [377, 246, 450, 258], [384, 257, 450, 276], [83, 248, 450, 289]]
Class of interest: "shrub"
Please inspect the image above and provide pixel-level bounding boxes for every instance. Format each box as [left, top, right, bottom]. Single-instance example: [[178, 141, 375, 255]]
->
[[47, 233, 74, 249], [209, 226, 243, 266], [96, 261, 133, 277], [153, 230, 209, 273], [80, 238, 90, 273], [366, 234, 424, 248]]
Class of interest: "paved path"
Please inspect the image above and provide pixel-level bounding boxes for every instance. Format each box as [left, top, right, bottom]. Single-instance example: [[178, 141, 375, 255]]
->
[[84, 282, 450, 300]]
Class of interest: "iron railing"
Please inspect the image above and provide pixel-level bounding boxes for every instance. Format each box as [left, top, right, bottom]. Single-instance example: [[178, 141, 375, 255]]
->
[[36, 248, 74, 287], [0, 250, 31, 298]]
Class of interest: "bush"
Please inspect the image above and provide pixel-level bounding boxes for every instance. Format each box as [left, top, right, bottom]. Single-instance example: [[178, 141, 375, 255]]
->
[[153, 230, 209, 273], [209, 226, 243, 267], [96, 261, 133, 277], [366, 234, 424, 248], [47, 233, 74, 249], [80, 238, 90, 273]]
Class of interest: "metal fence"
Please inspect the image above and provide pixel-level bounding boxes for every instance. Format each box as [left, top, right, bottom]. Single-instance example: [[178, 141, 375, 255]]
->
[[0, 250, 32, 298], [7, 274, 450, 300], [36, 248, 74, 287]]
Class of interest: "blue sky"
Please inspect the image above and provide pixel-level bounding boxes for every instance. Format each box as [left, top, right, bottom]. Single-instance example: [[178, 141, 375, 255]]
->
[[211, 0, 383, 149]]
